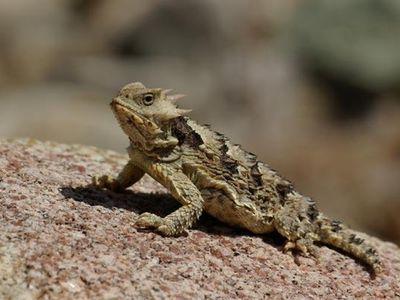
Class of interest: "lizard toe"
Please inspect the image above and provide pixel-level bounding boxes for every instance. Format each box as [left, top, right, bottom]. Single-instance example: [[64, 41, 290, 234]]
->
[[283, 238, 319, 259], [92, 174, 122, 191], [91, 174, 104, 187]]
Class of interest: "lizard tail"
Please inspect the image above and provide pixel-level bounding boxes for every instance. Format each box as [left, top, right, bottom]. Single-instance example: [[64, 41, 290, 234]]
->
[[316, 213, 382, 273]]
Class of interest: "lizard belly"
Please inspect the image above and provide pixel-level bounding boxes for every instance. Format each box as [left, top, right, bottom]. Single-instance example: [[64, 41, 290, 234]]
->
[[201, 189, 274, 234]]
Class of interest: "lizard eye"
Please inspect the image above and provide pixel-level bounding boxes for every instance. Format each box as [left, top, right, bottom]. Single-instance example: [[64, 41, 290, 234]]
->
[[142, 93, 154, 106]]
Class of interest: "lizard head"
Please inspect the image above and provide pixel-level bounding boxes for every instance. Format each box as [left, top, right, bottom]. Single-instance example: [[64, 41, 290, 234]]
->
[[111, 82, 191, 152]]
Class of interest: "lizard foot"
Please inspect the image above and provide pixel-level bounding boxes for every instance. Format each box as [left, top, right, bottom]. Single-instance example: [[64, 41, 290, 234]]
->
[[135, 213, 177, 236], [283, 239, 319, 260], [92, 174, 122, 192]]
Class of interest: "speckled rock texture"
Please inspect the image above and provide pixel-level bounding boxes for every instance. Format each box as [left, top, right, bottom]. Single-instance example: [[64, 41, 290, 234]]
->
[[0, 138, 399, 299]]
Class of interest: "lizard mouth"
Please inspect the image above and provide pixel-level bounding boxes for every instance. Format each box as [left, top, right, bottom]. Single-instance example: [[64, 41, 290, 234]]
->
[[111, 99, 145, 125], [110, 98, 163, 138]]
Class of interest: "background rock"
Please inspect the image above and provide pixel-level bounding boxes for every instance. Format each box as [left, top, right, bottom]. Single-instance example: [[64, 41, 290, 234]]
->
[[0, 139, 399, 299]]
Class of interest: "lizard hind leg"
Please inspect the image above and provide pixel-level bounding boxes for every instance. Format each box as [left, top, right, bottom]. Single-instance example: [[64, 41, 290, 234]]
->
[[273, 193, 321, 260]]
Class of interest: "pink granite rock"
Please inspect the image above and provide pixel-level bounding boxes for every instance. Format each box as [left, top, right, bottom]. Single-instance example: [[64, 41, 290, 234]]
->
[[0, 138, 399, 299]]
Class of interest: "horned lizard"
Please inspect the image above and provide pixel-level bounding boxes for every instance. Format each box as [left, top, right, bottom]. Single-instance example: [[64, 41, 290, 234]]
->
[[93, 82, 382, 273]]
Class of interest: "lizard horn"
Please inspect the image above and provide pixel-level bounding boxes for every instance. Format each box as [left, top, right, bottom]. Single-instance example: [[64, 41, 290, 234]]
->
[[163, 89, 173, 94], [168, 94, 186, 103]]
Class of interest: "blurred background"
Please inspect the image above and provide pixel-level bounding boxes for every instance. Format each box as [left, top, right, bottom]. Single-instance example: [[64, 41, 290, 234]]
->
[[0, 0, 399, 244]]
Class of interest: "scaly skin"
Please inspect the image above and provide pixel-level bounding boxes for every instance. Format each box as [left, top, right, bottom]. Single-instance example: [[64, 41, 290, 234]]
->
[[93, 82, 382, 273]]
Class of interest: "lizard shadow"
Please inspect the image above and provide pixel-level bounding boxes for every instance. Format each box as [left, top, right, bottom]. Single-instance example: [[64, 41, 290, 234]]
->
[[60, 186, 375, 276], [60, 185, 375, 278], [59, 185, 284, 249]]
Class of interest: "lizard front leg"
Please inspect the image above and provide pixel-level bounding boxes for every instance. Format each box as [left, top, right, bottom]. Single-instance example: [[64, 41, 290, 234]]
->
[[92, 161, 144, 192], [135, 163, 204, 236]]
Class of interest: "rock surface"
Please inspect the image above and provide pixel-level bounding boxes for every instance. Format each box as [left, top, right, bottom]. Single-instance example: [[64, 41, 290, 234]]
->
[[0, 138, 399, 299]]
